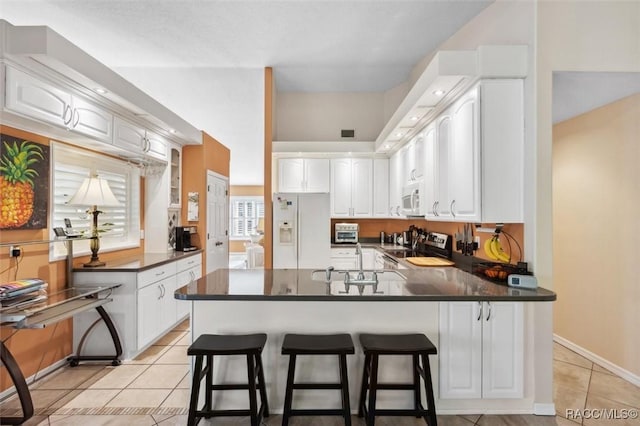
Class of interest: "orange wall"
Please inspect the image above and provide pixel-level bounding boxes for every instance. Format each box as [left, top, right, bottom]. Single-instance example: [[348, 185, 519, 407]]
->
[[182, 131, 230, 271], [229, 185, 264, 253], [0, 126, 144, 392]]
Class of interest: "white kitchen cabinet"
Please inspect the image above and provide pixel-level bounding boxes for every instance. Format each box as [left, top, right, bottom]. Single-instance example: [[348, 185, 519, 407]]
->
[[362, 248, 375, 270], [5, 65, 113, 143], [169, 144, 181, 208], [278, 158, 330, 193], [145, 130, 168, 162], [422, 123, 438, 219], [330, 158, 373, 217], [439, 301, 523, 399], [113, 116, 168, 162], [389, 151, 403, 218], [435, 114, 452, 218], [72, 253, 201, 360], [374, 250, 385, 270], [330, 247, 358, 270], [373, 158, 389, 217]]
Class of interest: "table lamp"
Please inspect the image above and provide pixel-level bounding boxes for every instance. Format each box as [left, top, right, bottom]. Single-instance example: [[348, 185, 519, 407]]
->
[[68, 174, 120, 267]]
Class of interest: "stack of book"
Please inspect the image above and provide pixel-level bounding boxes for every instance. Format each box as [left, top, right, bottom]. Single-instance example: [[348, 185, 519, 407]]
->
[[0, 279, 49, 322]]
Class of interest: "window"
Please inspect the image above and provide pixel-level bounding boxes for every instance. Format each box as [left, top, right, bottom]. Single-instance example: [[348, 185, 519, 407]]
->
[[229, 196, 264, 240], [50, 143, 141, 260]]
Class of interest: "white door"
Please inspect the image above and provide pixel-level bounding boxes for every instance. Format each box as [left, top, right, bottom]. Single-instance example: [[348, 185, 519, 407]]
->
[[206, 171, 229, 274], [330, 158, 353, 217], [351, 158, 373, 217]]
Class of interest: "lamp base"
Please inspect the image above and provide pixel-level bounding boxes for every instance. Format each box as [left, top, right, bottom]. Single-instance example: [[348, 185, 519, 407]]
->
[[83, 258, 106, 268]]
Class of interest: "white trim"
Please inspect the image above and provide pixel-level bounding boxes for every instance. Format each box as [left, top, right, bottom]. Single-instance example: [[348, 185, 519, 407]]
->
[[533, 403, 557, 416], [0, 357, 69, 401], [554, 334, 640, 387]]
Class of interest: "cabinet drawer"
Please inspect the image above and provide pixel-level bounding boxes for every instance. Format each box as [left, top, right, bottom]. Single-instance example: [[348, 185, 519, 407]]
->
[[138, 263, 177, 289], [177, 254, 202, 272]]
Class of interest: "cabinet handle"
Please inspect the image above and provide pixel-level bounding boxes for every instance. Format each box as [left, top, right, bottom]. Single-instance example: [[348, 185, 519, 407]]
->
[[477, 301, 483, 321], [486, 302, 492, 321], [395, 206, 400, 216], [155, 271, 165, 276], [72, 108, 80, 128], [189, 271, 195, 282], [158, 284, 163, 300], [144, 137, 150, 152], [434, 201, 440, 216], [450, 199, 456, 218], [62, 104, 73, 125]]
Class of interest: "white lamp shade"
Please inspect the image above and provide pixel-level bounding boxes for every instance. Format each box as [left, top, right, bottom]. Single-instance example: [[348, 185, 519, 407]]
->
[[68, 176, 121, 206]]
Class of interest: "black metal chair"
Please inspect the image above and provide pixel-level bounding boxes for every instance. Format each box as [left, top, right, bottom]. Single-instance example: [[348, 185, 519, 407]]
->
[[187, 333, 269, 426], [281, 333, 355, 426], [358, 333, 437, 426]]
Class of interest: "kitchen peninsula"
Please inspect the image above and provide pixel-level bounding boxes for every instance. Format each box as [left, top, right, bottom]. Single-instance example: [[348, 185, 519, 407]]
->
[[175, 268, 556, 415]]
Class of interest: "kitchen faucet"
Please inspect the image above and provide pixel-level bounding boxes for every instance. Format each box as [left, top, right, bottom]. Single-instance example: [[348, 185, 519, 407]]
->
[[355, 243, 365, 280]]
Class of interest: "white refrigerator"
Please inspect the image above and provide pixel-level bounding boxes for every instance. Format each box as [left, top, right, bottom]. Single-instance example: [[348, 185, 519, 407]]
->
[[273, 193, 330, 269]]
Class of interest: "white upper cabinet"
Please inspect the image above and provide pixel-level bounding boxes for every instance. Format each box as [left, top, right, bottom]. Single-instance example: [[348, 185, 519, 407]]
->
[[435, 114, 452, 219], [278, 158, 330, 193], [145, 131, 168, 162], [169, 145, 181, 208], [330, 158, 373, 217], [372, 158, 389, 218], [422, 123, 438, 219], [5, 66, 113, 143], [113, 117, 168, 162], [389, 151, 403, 218]]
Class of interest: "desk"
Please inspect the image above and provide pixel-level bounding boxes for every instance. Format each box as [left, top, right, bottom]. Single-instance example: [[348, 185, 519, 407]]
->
[[0, 285, 122, 425]]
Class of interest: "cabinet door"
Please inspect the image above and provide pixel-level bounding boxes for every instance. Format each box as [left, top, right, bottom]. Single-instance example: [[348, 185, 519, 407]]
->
[[304, 159, 330, 192], [71, 96, 113, 142], [330, 158, 353, 217], [362, 248, 375, 270], [351, 158, 373, 217], [113, 117, 145, 154], [330, 256, 357, 270], [389, 151, 403, 217], [5, 66, 71, 127], [482, 302, 524, 399], [145, 131, 168, 162], [413, 133, 425, 179], [278, 159, 305, 192], [137, 283, 162, 349], [423, 124, 438, 219], [450, 89, 481, 222], [169, 145, 181, 207], [435, 115, 452, 219], [373, 158, 389, 217], [439, 301, 483, 399], [404, 140, 416, 182]]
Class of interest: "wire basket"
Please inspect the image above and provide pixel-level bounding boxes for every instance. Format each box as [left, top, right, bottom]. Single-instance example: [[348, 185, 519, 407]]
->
[[472, 262, 529, 283]]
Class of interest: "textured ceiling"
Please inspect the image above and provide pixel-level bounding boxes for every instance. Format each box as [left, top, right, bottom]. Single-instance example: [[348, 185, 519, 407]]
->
[[1, 0, 493, 92]]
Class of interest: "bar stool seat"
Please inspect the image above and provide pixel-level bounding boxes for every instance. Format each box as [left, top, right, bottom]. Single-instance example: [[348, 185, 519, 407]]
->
[[358, 333, 437, 426], [281, 333, 355, 426], [187, 333, 269, 426]]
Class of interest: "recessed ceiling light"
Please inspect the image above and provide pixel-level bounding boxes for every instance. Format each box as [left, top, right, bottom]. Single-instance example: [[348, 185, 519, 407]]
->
[[433, 89, 445, 96], [169, 129, 177, 134], [410, 116, 419, 121], [395, 132, 403, 137], [94, 87, 108, 94], [384, 144, 391, 149]]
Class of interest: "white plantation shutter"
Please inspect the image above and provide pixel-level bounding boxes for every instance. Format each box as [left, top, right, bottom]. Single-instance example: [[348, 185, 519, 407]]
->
[[51, 143, 141, 259], [229, 197, 264, 239]]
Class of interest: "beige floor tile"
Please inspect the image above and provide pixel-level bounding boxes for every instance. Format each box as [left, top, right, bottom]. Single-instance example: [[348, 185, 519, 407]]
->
[[461, 414, 482, 423], [554, 361, 592, 394], [154, 345, 189, 364], [31, 365, 106, 390], [0, 389, 70, 413], [584, 393, 640, 426], [127, 364, 190, 389], [105, 388, 172, 408], [592, 363, 616, 376], [153, 414, 189, 425], [175, 333, 191, 346], [154, 331, 187, 346], [556, 416, 581, 425], [47, 414, 156, 425], [176, 372, 190, 389], [436, 415, 478, 425], [477, 414, 559, 425], [174, 318, 190, 331], [46, 390, 83, 411], [554, 343, 593, 370], [160, 389, 191, 408], [60, 388, 121, 408], [129, 345, 170, 364], [21, 415, 49, 426], [554, 382, 588, 418], [89, 364, 149, 389], [588, 371, 640, 409]]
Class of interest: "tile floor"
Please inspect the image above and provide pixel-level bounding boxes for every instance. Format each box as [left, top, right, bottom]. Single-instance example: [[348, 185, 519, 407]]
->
[[1, 320, 638, 425]]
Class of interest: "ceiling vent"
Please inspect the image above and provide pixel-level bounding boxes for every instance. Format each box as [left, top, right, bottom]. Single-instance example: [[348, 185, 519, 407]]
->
[[341, 129, 355, 138]]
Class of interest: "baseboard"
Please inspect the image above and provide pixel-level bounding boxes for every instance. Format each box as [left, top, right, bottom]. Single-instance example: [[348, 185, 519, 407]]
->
[[0, 357, 69, 401], [533, 403, 556, 415], [554, 334, 640, 386]]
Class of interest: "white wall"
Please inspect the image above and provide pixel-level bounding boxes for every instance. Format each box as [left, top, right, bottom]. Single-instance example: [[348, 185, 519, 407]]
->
[[275, 92, 384, 141], [114, 67, 265, 186]]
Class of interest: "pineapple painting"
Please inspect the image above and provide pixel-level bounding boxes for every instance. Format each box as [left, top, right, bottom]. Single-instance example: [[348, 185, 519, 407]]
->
[[0, 135, 49, 229]]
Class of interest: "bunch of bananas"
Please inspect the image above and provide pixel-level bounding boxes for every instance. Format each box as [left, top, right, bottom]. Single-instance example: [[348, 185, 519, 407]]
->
[[484, 235, 510, 263]]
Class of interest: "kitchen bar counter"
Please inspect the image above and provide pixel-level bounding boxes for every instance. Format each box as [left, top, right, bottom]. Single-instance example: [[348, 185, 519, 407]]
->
[[72, 249, 203, 273], [175, 268, 556, 302]]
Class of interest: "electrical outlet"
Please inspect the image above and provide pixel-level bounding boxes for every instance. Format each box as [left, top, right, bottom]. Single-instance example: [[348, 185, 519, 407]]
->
[[9, 246, 21, 257]]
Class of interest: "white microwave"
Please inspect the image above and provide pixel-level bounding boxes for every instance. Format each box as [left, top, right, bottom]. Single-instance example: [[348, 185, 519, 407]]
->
[[402, 180, 424, 217]]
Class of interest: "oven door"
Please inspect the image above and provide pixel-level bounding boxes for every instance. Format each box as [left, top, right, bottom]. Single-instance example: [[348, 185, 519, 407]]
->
[[335, 230, 357, 243]]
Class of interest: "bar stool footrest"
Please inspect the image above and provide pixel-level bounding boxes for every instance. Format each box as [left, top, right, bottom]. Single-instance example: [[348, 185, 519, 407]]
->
[[290, 409, 349, 416], [373, 383, 417, 390], [209, 383, 265, 391], [292, 382, 344, 390]]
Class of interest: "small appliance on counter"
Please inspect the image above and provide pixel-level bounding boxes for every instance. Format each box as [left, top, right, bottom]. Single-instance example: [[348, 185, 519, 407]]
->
[[334, 223, 359, 243], [175, 226, 198, 251]]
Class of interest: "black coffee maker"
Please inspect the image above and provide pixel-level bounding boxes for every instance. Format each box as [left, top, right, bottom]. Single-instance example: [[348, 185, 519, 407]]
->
[[175, 226, 197, 251]]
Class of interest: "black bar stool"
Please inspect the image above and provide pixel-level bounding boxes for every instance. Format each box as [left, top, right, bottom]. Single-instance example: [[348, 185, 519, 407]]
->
[[358, 333, 437, 426], [281, 333, 355, 426], [187, 333, 269, 426]]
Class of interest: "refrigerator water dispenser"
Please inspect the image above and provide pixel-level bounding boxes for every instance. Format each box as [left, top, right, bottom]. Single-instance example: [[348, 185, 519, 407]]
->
[[278, 221, 294, 244]]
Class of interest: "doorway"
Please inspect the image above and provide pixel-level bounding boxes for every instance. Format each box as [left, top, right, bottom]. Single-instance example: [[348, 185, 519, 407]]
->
[[206, 170, 229, 274]]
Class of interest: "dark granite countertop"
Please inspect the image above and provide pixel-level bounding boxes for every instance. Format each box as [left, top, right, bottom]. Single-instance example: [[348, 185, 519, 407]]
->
[[175, 268, 556, 302], [73, 249, 203, 273]]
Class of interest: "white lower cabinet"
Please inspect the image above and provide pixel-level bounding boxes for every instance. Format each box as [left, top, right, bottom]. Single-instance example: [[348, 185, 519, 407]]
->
[[73, 253, 202, 360], [330, 247, 357, 270], [439, 301, 523, 399]]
